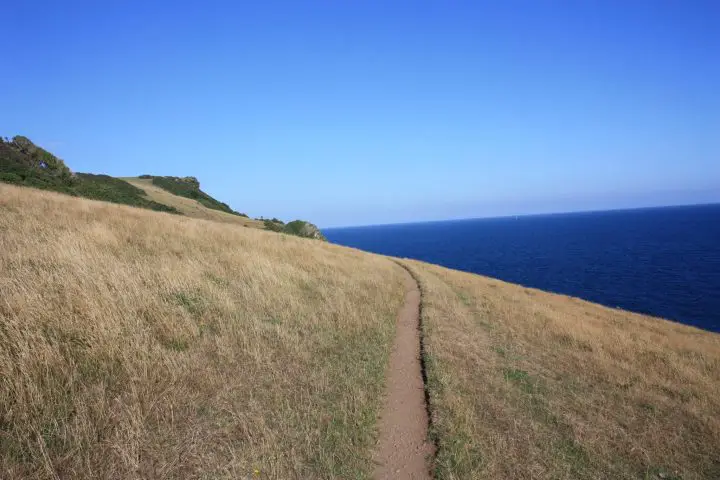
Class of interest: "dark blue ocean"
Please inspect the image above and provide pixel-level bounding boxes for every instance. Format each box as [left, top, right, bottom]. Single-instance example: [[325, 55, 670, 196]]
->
[[324, 204, 720, 333]]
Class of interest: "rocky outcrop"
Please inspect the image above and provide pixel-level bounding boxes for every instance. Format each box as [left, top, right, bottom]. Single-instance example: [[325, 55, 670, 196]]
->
[[284, 220, 327, 241], [262, 218, 326, 240]]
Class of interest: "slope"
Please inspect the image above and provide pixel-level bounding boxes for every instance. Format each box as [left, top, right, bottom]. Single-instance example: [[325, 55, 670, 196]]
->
[[404, 259, 720, 479], [0, 183, 404, 479], [1, 182, 719, 479], [121, 176, 265, 229], [1, 135, 319, 236], [0, 137, 179, 214]]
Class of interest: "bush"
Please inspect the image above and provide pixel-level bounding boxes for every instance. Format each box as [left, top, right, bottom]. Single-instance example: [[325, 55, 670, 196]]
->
[[145, 176, 238, 215], [264, 219, 284, 232], [75, 174, 181, 213], [1, 137, 180, 214], [0, 172, 23, 184]]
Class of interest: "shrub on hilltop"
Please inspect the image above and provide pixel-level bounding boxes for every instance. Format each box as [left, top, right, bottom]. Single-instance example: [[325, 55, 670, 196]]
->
[[0, 136, 180, 214], [261, 218, 326, 240], [142, 175, 246, 216]]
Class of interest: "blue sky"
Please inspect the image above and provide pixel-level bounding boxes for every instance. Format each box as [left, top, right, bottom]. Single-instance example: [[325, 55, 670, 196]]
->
[[2, 1, 718, 227]]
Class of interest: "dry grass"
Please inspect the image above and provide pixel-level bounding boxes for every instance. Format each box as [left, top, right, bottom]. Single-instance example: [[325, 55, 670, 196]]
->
[[4, 181, 719, 480], [404, 259, 720, 480], [121, 177, 265, 229], [0, 183, 405, 479]]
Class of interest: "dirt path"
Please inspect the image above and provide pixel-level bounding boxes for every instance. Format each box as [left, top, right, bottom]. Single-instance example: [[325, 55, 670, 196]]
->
[[373, 266, 434, 479]]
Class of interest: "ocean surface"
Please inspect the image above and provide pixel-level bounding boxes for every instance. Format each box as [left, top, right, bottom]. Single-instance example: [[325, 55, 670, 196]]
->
[[324, 204, 720, 333]]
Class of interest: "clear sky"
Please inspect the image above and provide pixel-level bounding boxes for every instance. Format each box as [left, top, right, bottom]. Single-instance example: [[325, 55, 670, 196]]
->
[[2, 1, 719, 227]]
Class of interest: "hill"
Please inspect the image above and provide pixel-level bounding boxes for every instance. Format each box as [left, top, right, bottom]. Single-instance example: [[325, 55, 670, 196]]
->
[[0, 183, 402, 479], [0, 136, 323, 238], [1, 184, 718, 479], [261, 217, 327, 241], [0, 136, 178, 213], [121, 176, 266, 229], [403, 259, 720, 479], [135, 175, 246, 216]]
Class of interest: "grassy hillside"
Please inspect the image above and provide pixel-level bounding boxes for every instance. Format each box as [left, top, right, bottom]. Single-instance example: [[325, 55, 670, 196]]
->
[[0, 184, 404, 479], [1, 136, 322, 237], [403, 260, 720, 480], [0, 137, 178, 214], [136, 175, 245, 216], [122, 176, 266, 229], [1, 183, 718, 479], [121, 178, 324, 238]]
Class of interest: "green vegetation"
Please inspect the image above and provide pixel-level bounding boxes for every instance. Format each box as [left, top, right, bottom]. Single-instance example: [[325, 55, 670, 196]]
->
[[0, 137, 179, 214], [0, 136, 74, 192], [140, 175, 247, 216], [263, 218, 285, 232], [284, 220, 327, 240], [72, 174, 179, 213], [1, 135, 325, 240], [263, 218, 327, 240]]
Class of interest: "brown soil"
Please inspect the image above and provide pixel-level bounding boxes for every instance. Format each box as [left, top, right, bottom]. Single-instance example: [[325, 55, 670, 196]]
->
[[373, 267, 434, 479]]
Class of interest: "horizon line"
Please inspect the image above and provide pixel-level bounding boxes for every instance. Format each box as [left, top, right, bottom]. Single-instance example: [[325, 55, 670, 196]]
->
[[322, 200, 720, 230]]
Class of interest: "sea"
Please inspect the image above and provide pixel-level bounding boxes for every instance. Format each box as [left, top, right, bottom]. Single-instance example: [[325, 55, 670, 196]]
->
[[324, 204, 720, 333]]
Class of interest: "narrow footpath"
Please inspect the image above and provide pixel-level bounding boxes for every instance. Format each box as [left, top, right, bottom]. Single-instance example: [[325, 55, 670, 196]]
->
[[373, 266, 434, 480]]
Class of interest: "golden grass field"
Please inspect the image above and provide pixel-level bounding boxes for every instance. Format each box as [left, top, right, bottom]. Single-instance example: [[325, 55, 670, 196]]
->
[[403, 260, 720, 480], [121, 177, 266, 229], [2, 182, 719, 479], [0, 184, 404, 479]]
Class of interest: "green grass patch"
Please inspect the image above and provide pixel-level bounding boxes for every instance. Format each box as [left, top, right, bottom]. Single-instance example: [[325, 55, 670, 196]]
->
[[163, 338, 190, 352], [171, 290, 206, 317], [556, 437, 590, 472], [504, 368, 539, 394], [504, 368, 530, 383], [435, 430, 485, 480], [455, 289, 471, 306]]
